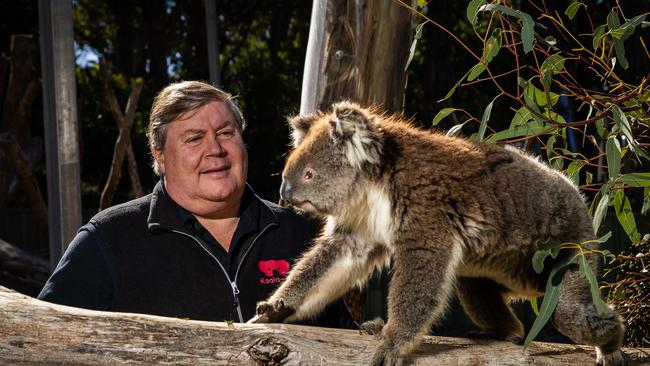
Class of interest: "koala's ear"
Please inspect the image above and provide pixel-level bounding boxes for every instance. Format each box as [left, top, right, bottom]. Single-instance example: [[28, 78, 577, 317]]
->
[[329, 101, 371, 141], [287, 114, 318, 147]]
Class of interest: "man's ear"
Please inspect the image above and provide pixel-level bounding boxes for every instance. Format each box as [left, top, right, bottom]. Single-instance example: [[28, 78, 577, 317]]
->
[[151, 147, 165, 175], [287, 113, 318, 147]]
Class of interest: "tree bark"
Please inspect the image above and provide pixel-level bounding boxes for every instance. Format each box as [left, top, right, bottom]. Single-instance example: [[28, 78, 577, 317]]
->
[[0, 133, 48, 228], [0, 35, 40, 210], [98, 58, 144, 210], [0, 285, 648, 365]]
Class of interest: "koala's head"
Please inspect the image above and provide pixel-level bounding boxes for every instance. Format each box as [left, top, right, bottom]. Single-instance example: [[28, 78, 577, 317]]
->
[[281, 101, 384, 216]]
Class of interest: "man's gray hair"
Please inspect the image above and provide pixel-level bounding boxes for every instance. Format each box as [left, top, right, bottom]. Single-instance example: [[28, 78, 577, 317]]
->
[[146, 81, 245, 176]]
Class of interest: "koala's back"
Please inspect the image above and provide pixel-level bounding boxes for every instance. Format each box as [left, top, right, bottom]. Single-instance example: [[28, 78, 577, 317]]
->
[[379, 120, 593, 293]]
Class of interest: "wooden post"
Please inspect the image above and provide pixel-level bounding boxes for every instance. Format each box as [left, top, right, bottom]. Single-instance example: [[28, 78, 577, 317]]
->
[[300, 0, 415, 114], [38, 0, 81, 269], [204, 0, 222, 86]]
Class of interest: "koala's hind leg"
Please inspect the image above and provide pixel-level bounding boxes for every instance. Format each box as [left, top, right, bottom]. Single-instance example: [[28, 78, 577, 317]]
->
[[456, 277, 524, 344], [552, 252, 625, 366], [370, 231, 463, 366]]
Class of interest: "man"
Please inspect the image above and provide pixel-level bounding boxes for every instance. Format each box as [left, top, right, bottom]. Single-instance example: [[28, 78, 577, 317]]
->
[[38, 81, 350, 326]]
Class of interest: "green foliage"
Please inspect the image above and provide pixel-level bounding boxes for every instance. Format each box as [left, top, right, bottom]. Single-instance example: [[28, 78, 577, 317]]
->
[[409, 0, 649, 347]]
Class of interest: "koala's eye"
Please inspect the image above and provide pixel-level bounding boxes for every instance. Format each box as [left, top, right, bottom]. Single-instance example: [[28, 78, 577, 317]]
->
[[303, 169, 314, 181]]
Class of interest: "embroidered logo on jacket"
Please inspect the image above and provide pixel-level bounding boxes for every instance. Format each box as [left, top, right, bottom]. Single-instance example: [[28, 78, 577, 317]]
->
[[258, 259, 290, 284]]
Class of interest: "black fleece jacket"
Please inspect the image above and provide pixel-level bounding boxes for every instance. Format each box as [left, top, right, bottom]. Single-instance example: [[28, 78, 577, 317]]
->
[[38, 181, 352, 327]]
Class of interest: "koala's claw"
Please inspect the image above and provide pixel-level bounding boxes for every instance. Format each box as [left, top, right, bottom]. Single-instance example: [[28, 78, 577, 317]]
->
[[359, 318, 385, 336], [249, 299, 295, 324]]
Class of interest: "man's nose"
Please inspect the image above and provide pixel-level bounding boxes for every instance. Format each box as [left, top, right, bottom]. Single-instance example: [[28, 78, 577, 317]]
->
[[206, 136, 225, 156]]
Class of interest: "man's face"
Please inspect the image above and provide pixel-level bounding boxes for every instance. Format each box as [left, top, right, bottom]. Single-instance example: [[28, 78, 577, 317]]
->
[[152, 101, 248, 216]]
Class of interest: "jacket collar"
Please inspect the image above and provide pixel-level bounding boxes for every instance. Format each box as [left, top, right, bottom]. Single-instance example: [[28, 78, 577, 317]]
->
[[147, 180, 279, 234]]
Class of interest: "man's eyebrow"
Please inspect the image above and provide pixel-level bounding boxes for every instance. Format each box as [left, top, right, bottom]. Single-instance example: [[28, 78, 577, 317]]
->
[[182, 129, 205, 136]]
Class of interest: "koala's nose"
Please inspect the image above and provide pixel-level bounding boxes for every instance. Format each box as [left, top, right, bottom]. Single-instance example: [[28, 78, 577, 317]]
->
[[279, 179, 293, 202]]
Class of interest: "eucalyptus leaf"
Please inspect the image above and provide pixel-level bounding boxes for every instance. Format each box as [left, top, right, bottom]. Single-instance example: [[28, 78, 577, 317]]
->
[[565, 2, 585, 20], [467, 0, 487, 25], [486, 120, 552, 142], [523, 255, 576, 348], [446, 119, 471, 137], [578, 255, 609, 314], [485, 28, 502, 63], [618, 171, 650, 189], [605, 136, 621, 179], [468, 62, 487, 81], [642, 187, 650, 215], [442, 68, 472, 101], [614, 190, 640, 243], [478, 95, 499, 141], [593, 24, 606, 50], [405, 22, 426, 71], [592, 191, 610, 233], [478, 4, 535, 53], [432, 108, 461, 126], [566, 161, 584, 186], [530, 297, 539, 315], [511, 106, 535, 128]]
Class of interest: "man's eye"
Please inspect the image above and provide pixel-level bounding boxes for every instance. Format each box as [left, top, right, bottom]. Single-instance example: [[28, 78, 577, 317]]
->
[[185, 136, 201, 143], [219, 130, 236, 138]]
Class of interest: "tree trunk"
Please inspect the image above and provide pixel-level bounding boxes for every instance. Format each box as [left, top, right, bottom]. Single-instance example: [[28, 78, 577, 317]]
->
[[0, 285, 648, 365], [98, 58, 144, 210], [0, 35, 40, 210]]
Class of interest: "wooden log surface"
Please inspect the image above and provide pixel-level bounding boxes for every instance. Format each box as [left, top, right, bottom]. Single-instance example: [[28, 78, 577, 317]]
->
[[1, 285, 648, 365]]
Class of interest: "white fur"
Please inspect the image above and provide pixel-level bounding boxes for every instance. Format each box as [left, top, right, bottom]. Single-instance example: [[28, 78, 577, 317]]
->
[[343, 129, 382, 170], [291, 128, 307, 148], [337, 182, 395, 248]]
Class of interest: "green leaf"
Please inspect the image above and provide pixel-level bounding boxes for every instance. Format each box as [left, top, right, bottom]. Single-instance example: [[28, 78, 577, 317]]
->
[[485, 28, 502, 63], [605, 136, 621, 179], [446, 119, 471, 137], [540, 54, 566, 74], [478, 95, 499, 141], [565, 2, 585, 20], [592, 190, 610, 233], [432, 108, 461, 126], [578, 255, 609, 314], [467, 62, 486, 81], [486, 120, 553, 142], [642, 187, 650, 215], [593, 24, 606, 50], [566, 161, 583, 186], [607, 9, 621, 30], [613, 39, 629, 69], [417, 0, 426, 7], [467, 0, 487, 25], [523, 256, 576, 348], [594, 231, 613, 244], [610, 104, 650, 160], [595, 118, 607, 139], [524, 81, 559, 108], [479, 4, 535, 53], [511, 106, 535, 128], [530, 297, 539, 315], [586, 171, 593, 185], [614, 190, 640, 243], [405, 22, 426, 71], [441, 68, 472, 101]]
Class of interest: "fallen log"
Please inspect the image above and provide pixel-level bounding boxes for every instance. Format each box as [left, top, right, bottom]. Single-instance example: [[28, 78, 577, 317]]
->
[[0, 285, 648, 365]]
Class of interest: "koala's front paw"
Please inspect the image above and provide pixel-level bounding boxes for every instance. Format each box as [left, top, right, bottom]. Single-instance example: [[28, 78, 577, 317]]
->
[[249, 299, 295, 324], [359, 317, 385, 336], [370, 342, 403, 366]]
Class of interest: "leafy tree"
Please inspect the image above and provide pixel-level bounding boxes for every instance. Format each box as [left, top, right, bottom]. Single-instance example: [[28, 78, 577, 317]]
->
[[404, 0, 649, 346]]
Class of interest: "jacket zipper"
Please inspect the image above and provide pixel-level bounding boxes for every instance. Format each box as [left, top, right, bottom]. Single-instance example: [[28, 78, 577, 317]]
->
[[168, 229, 245, 322]]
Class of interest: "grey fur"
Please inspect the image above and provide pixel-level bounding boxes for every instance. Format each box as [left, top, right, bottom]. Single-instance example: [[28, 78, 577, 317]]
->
[[251, 102, 625, 366]]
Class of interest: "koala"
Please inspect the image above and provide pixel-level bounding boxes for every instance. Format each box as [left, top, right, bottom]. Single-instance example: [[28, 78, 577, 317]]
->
[[249, 101, 625, 366]]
